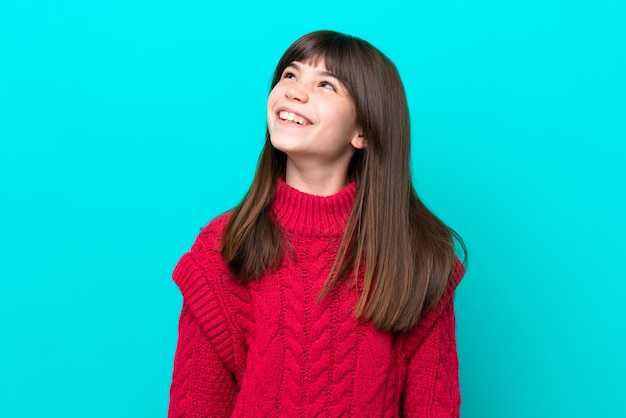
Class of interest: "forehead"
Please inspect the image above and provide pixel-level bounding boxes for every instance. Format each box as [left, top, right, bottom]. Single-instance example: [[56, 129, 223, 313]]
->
[[282, 47, 340, 71], [288, 48, 327, 66], [285, 60, 335, 76]]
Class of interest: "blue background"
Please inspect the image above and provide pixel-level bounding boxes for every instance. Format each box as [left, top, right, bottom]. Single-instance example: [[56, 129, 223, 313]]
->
[[1, 1, 624, 416]]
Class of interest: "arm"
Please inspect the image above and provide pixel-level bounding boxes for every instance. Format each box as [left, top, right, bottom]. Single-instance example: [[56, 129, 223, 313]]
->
[[168, 303, 237, 418], [402, 299, 461, 417]]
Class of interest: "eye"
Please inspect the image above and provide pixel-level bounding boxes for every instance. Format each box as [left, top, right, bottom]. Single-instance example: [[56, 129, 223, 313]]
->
[[282, 71, 296, 80], [320, 81, 336, 91]]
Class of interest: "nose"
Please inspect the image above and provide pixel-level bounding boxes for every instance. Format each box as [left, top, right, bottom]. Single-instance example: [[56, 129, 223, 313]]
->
[[285, 83, 308, 103]]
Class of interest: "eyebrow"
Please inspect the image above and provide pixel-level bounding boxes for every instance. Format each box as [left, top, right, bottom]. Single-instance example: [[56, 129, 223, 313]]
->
[[286, 62, 339, 79]]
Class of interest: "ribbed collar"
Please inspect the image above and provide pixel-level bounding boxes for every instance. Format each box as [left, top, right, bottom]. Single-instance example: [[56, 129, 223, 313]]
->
[[271, 178, 357, 236]]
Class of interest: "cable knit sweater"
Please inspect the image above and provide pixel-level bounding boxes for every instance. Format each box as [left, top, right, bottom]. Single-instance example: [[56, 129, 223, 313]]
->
[[169, 179, 465, 417]]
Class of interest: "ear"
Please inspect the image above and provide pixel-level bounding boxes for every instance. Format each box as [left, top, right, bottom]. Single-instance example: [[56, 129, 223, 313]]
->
[[351, 132, 367, 150]]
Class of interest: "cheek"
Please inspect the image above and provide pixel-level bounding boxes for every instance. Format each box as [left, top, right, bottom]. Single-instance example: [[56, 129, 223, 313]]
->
[[267, 89, 282, 130], [266, 95, 274, 114], [327, 104, 357, 133], [267, 86, 282, 109]]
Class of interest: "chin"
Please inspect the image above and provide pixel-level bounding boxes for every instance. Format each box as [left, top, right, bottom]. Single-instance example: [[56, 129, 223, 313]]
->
[[269, 135, 297, 155]]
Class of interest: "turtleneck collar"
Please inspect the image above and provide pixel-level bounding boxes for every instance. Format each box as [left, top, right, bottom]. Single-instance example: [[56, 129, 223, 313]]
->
[[271, 178, 357, 236]]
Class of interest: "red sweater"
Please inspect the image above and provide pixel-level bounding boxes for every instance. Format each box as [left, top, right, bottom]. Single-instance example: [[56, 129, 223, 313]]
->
[[169, 179, 465, 417]]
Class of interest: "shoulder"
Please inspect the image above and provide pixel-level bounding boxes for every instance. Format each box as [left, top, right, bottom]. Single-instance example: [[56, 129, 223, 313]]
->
[[172, 210, 249, 328], [192, 211, 233, 253], [173, 211, 232, 285], [399, 256, 465, 354]]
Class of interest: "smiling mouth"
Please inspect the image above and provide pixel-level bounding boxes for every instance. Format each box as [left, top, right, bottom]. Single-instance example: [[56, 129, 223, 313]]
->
[[278, 111, 309, 125]]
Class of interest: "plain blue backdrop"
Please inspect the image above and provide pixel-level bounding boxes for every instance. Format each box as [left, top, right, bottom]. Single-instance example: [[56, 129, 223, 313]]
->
[[1, 1, 624, 417]]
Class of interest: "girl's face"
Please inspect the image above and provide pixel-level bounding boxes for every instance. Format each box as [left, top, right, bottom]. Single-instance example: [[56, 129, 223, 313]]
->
[[267, 60, 365, 172]]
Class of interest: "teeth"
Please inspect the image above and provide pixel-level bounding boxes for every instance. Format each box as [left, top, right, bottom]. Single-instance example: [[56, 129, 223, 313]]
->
[[279, 111, 305, 125]]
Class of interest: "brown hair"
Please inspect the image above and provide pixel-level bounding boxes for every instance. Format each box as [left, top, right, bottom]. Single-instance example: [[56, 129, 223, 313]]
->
[[221, 30, 466, 333]]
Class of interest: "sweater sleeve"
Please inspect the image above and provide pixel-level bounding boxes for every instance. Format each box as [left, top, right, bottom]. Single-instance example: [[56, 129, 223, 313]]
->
[[402, 299, 460, 417], [168, 303, 237, 418], [401, 258, 465, 417], [168, 216, 250, 417]]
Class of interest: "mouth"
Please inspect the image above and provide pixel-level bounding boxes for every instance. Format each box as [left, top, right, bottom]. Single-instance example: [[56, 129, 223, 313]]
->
[[277, 110, 311, 126]]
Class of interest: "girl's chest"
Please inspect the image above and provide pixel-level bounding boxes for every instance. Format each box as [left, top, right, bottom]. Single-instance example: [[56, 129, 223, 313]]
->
[[244, 258, 400, 381]]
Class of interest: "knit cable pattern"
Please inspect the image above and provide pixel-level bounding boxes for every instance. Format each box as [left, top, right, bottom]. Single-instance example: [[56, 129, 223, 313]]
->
[[168, 180, 464, 417]]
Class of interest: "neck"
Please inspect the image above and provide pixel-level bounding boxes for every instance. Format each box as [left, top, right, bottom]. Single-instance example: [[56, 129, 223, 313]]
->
[[272, 177, 357, 236], [285, 158, 350, 197]]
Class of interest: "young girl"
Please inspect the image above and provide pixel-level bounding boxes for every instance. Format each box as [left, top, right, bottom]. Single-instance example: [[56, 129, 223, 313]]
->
[[169, 30, 466, 417]]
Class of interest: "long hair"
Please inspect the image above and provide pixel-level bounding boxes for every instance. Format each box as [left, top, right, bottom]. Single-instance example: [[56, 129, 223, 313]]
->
[[221, 30, 466, 333]]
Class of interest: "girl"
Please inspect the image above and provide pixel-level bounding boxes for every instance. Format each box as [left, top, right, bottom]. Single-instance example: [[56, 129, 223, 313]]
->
[[169, 30, 466, 417]]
